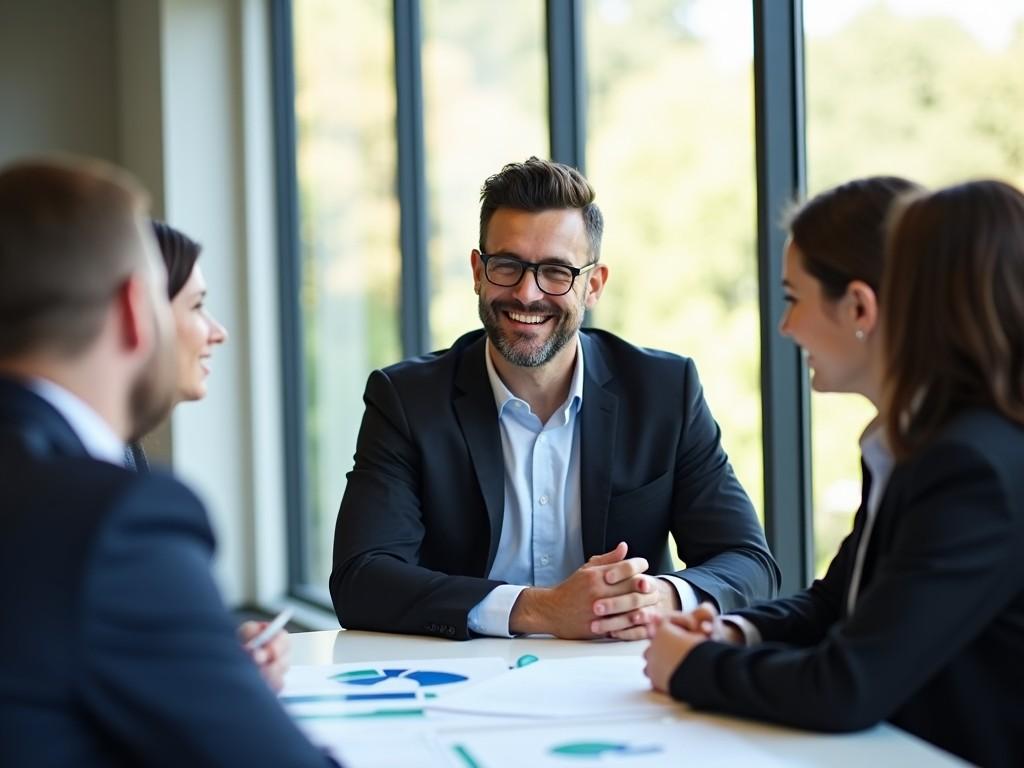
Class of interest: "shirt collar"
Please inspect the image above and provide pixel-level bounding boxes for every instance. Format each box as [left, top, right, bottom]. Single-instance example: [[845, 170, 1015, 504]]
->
[[27, 377, 126, 465], [859, 418, 893, 477], [484, 335, 585, 420]]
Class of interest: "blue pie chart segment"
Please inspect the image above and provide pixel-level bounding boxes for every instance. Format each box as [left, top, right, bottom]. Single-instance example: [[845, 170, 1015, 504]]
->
[[403, 670, 467, 687], [331, 668, 468, 687]]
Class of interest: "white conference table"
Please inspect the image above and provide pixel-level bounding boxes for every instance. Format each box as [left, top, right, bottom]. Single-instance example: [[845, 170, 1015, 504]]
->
[[289, 629, 968, 767]]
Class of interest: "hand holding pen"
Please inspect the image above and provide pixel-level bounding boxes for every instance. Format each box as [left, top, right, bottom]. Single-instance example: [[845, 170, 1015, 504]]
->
[[239, 609, 293, 693]]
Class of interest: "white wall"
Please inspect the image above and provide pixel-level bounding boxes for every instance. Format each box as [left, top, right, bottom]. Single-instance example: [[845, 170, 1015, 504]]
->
[[158, 0, 289, 611], [0, 0, 119, 164]]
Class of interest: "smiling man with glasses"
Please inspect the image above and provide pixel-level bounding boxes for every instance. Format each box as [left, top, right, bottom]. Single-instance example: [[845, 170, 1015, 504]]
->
[[331, 157, 779, 641]]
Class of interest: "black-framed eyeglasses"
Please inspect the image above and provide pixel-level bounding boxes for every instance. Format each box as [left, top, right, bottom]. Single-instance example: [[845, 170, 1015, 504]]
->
[[478, 252, 597, 296]]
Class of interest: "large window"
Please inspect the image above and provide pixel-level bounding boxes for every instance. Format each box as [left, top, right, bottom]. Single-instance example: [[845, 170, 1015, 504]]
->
[[585, 0, 762, 518], [290, 0, 400, 594], [282, 0, 1019, 607], [278, 0, 802, 606], [804, 0, 1024, 572], [421, 0, 548, 347]]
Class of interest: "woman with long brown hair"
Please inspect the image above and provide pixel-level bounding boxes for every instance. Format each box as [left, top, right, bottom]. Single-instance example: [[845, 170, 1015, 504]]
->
[[644, 179, 1024, 767]]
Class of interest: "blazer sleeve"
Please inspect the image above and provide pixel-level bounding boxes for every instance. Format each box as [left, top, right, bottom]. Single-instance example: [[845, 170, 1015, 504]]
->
[[667, 360, 781, 610], [669, 441, 1023, 732], [77, 473, 336, 768], [730, 523, 855, 646], [330, 369, 503, 639]]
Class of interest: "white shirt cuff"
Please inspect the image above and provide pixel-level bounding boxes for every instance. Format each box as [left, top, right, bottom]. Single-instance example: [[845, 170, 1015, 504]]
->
[[467, 584, 528, 637], [657, 575, 699, 612], [720, 614, 762, 646]]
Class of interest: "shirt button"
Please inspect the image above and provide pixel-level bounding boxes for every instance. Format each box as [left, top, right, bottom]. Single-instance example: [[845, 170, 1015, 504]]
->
[[540, 555, 550, 565], [538, 434, 546, 442], [539, 495, 549, 505]]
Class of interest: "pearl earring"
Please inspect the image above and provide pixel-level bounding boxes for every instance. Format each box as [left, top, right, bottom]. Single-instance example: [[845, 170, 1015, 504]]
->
[[855, 329, 865, 341]]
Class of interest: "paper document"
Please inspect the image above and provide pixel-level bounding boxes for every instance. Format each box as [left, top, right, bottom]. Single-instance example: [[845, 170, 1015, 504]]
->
[[302, 720, 452, 768], [282, 657, 509, 720], [440, 717, 793, 768], [425, 656, 679, 719]]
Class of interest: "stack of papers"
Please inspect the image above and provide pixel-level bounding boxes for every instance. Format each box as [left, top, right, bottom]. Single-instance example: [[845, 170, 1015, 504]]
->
[[281, 656, 789, 767], [424, 656, 673, 719]]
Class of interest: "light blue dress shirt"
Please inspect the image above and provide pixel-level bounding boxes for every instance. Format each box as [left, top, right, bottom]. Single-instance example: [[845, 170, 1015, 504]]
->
[[467, 338, 586, 636], [467, 338, 697, 637]]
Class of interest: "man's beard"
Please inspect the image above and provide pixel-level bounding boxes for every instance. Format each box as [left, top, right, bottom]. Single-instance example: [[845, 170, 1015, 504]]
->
[[478, 295, 583, 368], [127, 316, 177, 442]]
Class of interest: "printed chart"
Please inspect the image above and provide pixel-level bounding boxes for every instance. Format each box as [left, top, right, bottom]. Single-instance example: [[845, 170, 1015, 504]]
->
[[441, 717, 792, 768], [282, 657, 509, 720]]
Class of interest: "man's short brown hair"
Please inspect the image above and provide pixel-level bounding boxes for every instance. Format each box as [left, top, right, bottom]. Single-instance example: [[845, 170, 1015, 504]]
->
[[479, 157, 604, 261], [0, 157, 150, 359]]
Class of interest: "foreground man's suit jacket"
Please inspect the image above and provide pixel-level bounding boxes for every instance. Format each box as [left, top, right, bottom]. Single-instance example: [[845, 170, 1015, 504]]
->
[[672, 408, 1024, 768], [331, 329, 780, 639], [0, 378, 336, 768]]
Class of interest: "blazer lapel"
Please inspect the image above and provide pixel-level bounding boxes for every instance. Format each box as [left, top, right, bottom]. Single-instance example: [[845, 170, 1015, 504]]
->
[[843, 461, 876, 616], [453, 338, 506, 570], [579, 333, 618, 558]]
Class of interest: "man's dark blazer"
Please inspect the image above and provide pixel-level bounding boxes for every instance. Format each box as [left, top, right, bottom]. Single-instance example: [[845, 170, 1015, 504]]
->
[[671, 408, 1024, 768], [331, 329, 780, 639], [0, 378, 334, 767]]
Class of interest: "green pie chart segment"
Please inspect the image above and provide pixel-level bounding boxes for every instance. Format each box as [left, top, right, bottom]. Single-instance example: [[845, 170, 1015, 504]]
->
[[549, 742, 662, 758]]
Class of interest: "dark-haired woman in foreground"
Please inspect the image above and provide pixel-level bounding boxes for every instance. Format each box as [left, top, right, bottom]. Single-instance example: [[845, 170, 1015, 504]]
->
[[140, 222, 289, 691], [644, 179, 1024, 767]]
